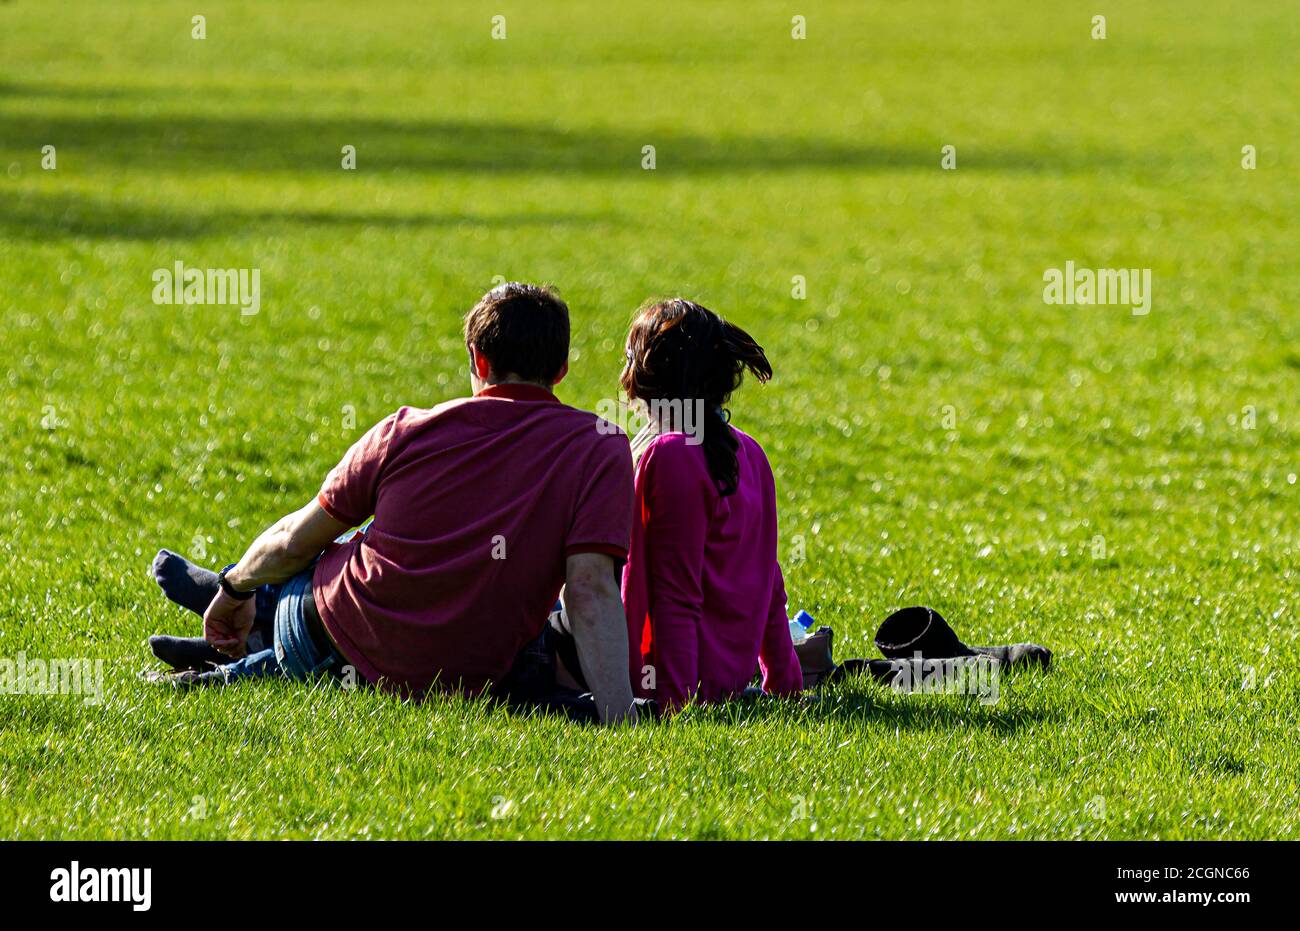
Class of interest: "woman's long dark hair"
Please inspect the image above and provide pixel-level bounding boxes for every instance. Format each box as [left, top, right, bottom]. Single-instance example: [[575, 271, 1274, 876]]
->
[[620, 299, 772, 496]]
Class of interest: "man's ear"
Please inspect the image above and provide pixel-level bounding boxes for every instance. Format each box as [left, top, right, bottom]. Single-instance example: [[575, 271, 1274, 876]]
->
[[470, 347, 493, 380], [552, 359, 569, 386]]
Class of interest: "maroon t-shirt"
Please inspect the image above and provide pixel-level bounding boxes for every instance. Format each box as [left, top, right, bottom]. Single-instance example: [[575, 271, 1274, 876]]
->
[[312, 383, 633, 695]]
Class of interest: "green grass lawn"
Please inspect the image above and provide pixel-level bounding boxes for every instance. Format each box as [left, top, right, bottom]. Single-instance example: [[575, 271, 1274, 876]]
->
[[2, 0, 1298, 839]]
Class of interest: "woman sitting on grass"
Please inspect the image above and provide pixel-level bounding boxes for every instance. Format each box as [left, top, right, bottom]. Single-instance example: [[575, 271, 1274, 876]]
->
[[617, 299, 804, 712]]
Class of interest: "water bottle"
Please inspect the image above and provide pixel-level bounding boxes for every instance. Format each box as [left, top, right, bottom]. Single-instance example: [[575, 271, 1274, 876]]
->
[[788, 609, 815, 644]]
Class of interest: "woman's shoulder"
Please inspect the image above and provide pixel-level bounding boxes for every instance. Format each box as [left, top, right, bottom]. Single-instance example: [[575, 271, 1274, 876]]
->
[[730, 425, 771, 463], [731, 426, 778, 492], [638, 431, 711, 484], [641, 430, 707, 463]]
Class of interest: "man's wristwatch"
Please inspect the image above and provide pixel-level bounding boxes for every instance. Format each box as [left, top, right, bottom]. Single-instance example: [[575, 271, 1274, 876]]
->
[[217, 564, 256, 601]]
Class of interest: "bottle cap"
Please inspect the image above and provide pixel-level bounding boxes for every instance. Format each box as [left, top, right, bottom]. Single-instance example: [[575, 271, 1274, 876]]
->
[[793, 609, 815, 630]]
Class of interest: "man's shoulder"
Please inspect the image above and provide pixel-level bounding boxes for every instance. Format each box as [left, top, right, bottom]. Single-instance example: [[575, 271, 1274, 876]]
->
[[359, 403, 464, 454], [560, 401, 626, 435], [381, 403, 450, 433], [386, 397, 484, 426], [383, 397, 630, 460], [557, 403, 631, 460]]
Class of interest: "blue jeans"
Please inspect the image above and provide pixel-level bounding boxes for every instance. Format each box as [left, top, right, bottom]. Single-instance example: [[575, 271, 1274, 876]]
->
[[219, 568, 350, 683]]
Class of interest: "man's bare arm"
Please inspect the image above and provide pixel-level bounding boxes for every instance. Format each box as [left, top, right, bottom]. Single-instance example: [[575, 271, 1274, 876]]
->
[[224, 500, 352, 591], [563, 552, 637, 726]]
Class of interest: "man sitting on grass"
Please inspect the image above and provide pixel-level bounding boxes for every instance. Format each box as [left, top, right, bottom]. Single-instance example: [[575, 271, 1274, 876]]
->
[[147, 283, 638, 725]]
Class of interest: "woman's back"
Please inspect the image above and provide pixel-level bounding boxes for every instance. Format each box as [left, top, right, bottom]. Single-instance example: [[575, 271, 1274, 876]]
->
[[622, 426, 802, 711]]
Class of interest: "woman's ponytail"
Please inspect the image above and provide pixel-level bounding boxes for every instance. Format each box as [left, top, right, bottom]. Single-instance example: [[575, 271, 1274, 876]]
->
[[719, 319, 773, 386]]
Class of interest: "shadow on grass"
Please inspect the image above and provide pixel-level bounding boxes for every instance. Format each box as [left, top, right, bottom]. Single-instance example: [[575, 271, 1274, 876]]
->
[[0, 80, 1146, 241], [0, 189, 620, 241], [498, 671, 1057, 734], [130, 668, 1054, 735], [680, 683, 1056, 735], [0, 81, 139, 101], [0, 98, 1138, 178]]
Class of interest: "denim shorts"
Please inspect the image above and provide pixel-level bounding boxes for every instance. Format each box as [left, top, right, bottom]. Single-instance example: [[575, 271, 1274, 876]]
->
[[273, 568, 348, 679], [217, 566, 351, 683]]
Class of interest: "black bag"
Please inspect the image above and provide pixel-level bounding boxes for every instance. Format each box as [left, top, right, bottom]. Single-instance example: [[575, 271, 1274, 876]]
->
[[799, 606, 1053, 688]]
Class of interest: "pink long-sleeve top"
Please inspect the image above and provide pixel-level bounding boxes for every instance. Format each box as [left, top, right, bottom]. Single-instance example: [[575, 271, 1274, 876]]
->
[[621, 427, 804, 712]]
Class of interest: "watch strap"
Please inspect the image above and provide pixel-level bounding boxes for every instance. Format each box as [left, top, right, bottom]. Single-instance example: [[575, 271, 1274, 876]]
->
[[218, 564, 255, 601]]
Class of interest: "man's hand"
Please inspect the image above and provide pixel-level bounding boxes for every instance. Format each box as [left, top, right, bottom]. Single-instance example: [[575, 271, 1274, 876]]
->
[[196, 498, 352, 658], [203, 589, 257, 658], [564, 552, 637, 726]]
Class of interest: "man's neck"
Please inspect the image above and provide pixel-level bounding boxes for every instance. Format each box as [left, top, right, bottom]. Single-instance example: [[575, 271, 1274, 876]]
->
[[473, 380, 558, 401], [483, 377, 552, 392]]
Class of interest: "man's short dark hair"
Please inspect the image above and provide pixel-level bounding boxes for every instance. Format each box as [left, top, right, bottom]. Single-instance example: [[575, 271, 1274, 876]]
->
[[463, 283, 570, 384]]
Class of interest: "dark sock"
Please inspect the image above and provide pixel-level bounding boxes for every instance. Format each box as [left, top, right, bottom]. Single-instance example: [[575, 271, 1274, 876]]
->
[[152, 549, 220, 615], [148, 629, 269, 671], [149, 634, 236, 670], [152, 548, 275, 638]]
